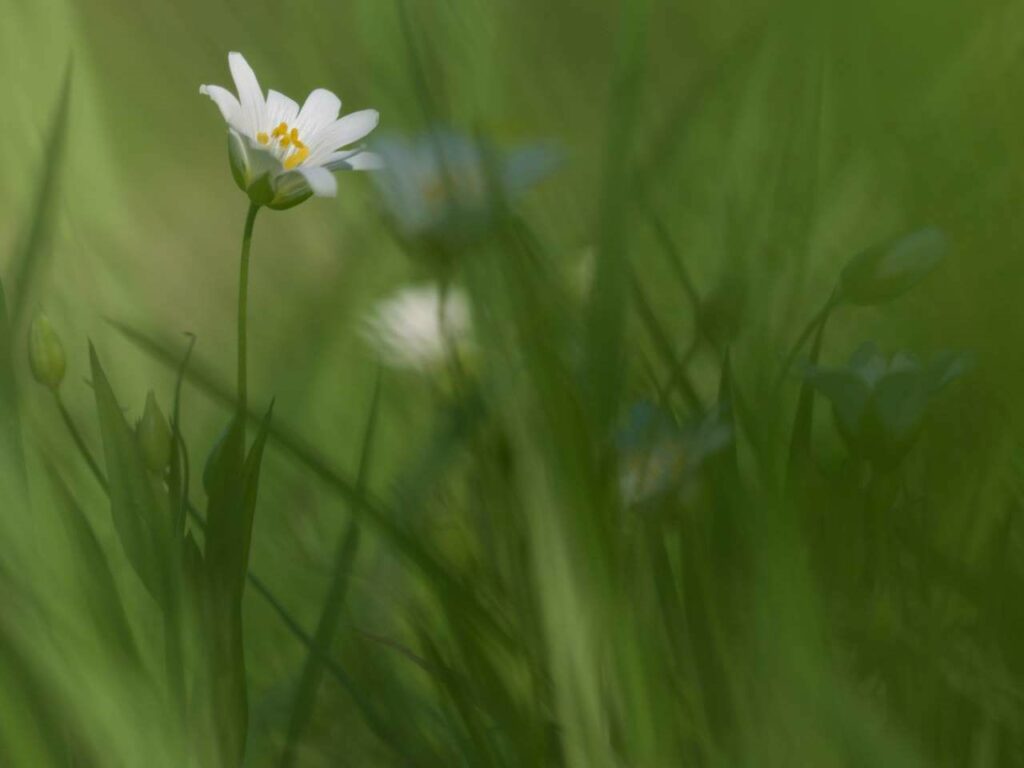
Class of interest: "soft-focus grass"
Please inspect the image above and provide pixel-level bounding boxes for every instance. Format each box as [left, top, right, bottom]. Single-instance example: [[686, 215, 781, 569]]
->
[[2, 0, 1024, 765]]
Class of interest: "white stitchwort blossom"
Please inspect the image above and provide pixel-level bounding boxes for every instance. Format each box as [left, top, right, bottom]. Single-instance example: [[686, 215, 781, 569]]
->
[[201, 52, 382, 208], [372, 129, 557, 245], [363, 284, 472, 371]]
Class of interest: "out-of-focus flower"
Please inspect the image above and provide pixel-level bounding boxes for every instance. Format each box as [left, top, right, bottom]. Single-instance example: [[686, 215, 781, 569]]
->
[[372, 129, 558, 248], [362, 284, 472, 371], [28, 313, 66, 390], [200, 52, 382, 209], [804, 342, 970, 469], [617, 402, 732, 507], [837, 227, 948, 306], [136, 391, 172, 474]]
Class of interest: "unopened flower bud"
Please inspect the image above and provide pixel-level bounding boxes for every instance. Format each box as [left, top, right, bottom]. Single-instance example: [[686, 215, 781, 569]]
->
[[136, 391, 172, 474], [28, 314, 66, 390]]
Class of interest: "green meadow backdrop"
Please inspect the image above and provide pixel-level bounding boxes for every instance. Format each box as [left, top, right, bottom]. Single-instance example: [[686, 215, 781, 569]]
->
[[2, 0, 1024, 765]]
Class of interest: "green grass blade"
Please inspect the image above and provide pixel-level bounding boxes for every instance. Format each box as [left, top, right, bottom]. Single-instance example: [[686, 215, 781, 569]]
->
[[582, 0, 651, 432], [88, 343, 168, 605], [629, 275, 703, 412], [279, 374, 380, 767], [786, 306, 834, 485], [200, 403, 273, 767], [0, 282, 27, 498], [9, 60, 72, 332], [43, 462, 141, 670]]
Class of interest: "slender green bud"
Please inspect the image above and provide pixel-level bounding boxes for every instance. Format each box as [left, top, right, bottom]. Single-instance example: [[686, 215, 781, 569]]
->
[[136, 391, 172, 474], [28, 313, 66, 390]]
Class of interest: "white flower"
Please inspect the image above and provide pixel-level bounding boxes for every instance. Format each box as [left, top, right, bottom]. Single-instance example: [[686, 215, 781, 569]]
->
[[362, 284, 472, 371], [200, 52, 382, 207], [372, 129, 557, 245]]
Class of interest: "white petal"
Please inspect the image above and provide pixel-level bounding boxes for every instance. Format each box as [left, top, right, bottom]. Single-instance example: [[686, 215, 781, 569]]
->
[[228, 52, 265, 138], [298, 165, 338, 197], [307, 109, 380, 162], [296, 88, 341, 136], [199, 84, 242, 128], [265, 89, 299, 132], [325, 150, 384, 172]]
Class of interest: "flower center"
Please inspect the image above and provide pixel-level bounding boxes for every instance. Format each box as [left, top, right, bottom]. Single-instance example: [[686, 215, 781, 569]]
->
[[256, 122, 310, 170]]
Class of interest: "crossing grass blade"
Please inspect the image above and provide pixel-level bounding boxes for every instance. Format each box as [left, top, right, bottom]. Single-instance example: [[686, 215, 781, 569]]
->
[[43, 462, 141, 671], [0, 281, 27, 498], [106, 317, 513, 647], [279, 374, 380, 767], [9, 61, 72, 332], [583, 0, 651, 434], [88, 344, 170, 605]]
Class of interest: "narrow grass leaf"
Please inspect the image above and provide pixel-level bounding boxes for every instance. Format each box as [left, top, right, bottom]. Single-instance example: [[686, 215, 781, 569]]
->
[[88, 343, 169, 605], [583, 0, 651, 432], [9, 61, 72, 331], [279, 375, 380, 767], [43, 462, 141, 670], [0, 282, 27, 498]]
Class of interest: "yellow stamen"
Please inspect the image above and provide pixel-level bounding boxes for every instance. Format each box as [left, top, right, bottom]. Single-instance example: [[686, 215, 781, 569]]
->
[[284, 146, 309, 170], [264, 121, 310, 169]]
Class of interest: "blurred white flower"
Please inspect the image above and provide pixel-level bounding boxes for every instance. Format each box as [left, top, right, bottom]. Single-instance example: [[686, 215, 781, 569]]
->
[[200, 52, 382, 208], [372, 129, 558, 246], [363, 284, 472, 371]]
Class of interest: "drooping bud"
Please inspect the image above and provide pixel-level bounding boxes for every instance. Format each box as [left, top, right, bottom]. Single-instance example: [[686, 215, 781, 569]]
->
[[136, 391, 172, 474], [28, 313, 66, 390], [838, 227, 948, 306]]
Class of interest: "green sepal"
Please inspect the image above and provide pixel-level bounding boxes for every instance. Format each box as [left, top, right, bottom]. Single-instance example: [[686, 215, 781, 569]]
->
[[226, 128, 286, 207], [227, 129, 249, 192], [246, 172, 276, 207], [267, 171, 313, 211]]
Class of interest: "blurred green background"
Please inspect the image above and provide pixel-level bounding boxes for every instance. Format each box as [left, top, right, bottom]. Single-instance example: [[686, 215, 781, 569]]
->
[[3, 0, 1024, 765]]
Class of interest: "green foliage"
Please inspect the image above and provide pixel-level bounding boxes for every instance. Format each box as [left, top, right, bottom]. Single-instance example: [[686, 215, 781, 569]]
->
[[2, 1, 1024, 767]]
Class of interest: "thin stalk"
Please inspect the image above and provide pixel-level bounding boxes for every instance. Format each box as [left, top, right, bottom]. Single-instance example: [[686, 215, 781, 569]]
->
[[774, 293, 838, 391], [784, 303, 833, 486], [437, 278, 468, 393], [280, 377, 380, 768], [54, 391, 107, 492], [237, 203, 260, 425]]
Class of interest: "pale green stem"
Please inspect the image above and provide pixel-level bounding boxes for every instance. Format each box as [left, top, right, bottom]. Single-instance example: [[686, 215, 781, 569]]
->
[[238, 203, 260, 425]]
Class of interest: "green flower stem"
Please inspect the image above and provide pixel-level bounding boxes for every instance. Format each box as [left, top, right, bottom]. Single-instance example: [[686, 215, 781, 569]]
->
[[237, 203, 261, 425], [774, 292, 839, 391], [54, 391, 108, 492]]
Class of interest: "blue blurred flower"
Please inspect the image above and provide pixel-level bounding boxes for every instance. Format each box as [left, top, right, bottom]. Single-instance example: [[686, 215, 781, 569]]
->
[[804, 342, 970, 469], [371, 129, 558, 248], [617, 402, 732, 507]]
